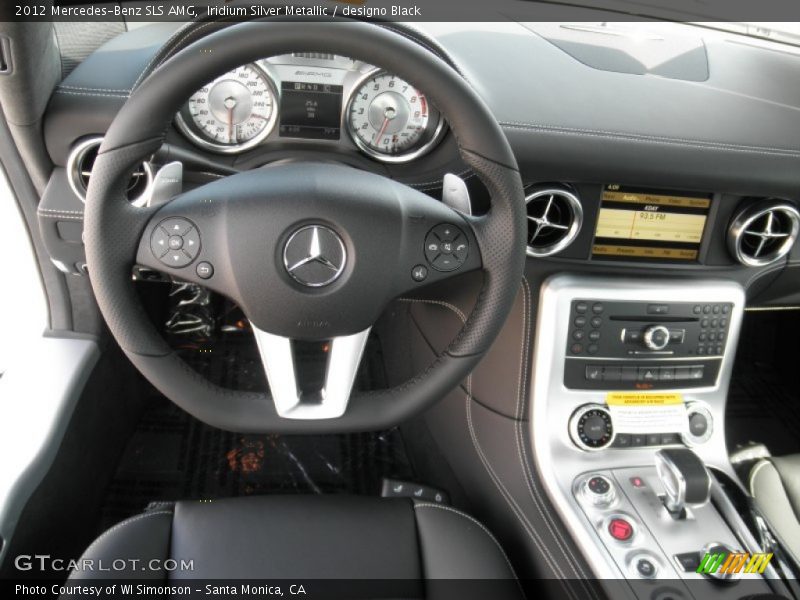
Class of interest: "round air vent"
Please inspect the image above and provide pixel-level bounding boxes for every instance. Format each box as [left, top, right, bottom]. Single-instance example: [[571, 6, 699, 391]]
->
[[525, 187, 583, 257], [67, 137, 153, 207], [728, 200, 800, 267]]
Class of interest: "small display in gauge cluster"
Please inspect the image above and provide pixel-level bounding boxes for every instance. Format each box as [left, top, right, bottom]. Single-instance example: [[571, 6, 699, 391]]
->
[[278, 81, 343, 141]]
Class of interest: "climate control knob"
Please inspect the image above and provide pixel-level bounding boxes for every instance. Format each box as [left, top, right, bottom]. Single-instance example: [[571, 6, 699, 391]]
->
[[570, 404, 614, 450], [643, 325, 670, 351]]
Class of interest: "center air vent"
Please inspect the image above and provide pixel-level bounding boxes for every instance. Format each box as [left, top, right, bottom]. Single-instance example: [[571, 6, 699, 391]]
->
[[728, 200, 800, 267], [525, 187, 583, 257], [67, 137, 153, 207]]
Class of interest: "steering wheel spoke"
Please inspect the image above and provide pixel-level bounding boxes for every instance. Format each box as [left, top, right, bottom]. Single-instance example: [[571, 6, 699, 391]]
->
[[252, 325, 371, 420]]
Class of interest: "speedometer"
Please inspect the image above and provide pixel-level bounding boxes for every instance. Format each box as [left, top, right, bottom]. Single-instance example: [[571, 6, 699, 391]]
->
[[176, 64, 278, 154], [346, 71, 444, 163]]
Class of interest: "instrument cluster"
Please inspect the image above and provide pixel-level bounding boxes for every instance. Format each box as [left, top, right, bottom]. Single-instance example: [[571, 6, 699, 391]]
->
[[174, 53, 446, 163]]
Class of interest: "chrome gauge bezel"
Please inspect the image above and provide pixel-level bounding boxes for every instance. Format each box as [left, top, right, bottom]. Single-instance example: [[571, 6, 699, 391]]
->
[[344, 68, 446, 164], [174, 62, 279, 155]]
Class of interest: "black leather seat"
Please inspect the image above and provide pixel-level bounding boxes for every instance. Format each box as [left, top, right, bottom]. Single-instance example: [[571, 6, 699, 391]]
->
[[68, 495, 519, 597], [749, 455, 800, 567]]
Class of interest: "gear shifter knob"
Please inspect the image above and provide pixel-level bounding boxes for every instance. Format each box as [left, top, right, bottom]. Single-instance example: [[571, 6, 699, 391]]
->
[[654, 448, 711, 515]]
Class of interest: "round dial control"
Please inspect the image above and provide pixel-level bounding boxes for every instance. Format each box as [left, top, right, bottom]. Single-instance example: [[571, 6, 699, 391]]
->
[[643, 325, 670, 350], [569, 405, 614, 450], [581, 474, 616, 507]]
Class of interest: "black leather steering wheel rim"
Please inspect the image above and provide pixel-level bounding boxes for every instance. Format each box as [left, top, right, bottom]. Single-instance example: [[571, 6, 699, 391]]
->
[[84, 20, 526, 433]]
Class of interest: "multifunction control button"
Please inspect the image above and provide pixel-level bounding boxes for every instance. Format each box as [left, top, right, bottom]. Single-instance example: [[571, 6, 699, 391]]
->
[[570, 405, 614, 450], [424, 224, 468, 272], [151, 218, 201, 268]]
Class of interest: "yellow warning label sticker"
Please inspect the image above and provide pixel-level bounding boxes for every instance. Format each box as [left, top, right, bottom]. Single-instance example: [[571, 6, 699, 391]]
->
[[606, 392, 684, 406]]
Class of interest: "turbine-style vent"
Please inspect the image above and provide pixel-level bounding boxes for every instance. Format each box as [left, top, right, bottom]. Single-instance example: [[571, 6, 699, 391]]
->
[[525, 187, 583, 257], [67, 137, 152, 207], [728, 200, 800, 267]]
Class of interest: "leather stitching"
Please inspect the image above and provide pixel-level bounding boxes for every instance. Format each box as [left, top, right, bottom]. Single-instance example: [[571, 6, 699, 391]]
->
[[412, 292, 573, 581], [398, 298, 468, 324], [513, 279, 598, 588], [413, 503, 519, 579], [54, 89, 129, 99], [79, 511, 173, 560], [500, 122, 800, 157], [58, 85, 132, 93]]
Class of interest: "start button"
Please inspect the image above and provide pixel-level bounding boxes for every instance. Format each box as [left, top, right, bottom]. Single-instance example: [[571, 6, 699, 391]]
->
[[607, 517, 634, 542]]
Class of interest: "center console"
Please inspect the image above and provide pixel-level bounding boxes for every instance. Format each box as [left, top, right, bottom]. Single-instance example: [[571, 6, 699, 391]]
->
[[530, 275, 788, 599]]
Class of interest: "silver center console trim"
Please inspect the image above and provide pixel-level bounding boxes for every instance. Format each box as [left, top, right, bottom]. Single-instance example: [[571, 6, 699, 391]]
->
[[529, 275, 751, 590]]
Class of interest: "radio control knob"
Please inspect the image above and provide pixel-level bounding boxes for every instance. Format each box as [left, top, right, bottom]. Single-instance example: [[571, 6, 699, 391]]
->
[[643, 325, 670, 351]]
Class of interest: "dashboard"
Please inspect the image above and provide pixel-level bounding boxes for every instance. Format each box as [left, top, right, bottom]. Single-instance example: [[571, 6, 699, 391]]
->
[[34, 20, 800, 309], [173, 53, 445, 162]]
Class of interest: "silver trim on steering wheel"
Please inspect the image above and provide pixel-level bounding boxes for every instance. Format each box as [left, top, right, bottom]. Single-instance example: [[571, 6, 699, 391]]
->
[[251, 325, 371, 419]]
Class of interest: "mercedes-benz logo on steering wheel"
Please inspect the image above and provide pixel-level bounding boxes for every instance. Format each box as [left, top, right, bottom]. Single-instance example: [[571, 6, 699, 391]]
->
[[283, 225, 347, 287]]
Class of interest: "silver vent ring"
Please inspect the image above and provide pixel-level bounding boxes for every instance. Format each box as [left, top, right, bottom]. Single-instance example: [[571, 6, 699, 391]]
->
[[67, 136, 154, 207], [728, 200, 800, 267], [524, 187, 583, 257]]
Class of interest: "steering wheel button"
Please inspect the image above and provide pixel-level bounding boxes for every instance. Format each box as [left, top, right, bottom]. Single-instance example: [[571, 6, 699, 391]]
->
[[150, 227, 170, 258], [431, 224, 458, 241], [183, 228, 201, 258], [164, 250, 192, 268], [196, 261, 214, 280], [452, 241, 468, 261], [160, 217, 192, 236], [168, 236, 184, 250], [411, 264, 428, 282], [432, 254, 459, 272]]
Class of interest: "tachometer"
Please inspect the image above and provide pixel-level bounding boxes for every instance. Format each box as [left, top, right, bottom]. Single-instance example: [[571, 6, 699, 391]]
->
[[346, 71, 444, 163], [176, 64, 278, 153]]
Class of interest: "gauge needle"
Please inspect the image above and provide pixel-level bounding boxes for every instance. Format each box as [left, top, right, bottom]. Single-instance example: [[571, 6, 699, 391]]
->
[[223, 96, 238, 143]]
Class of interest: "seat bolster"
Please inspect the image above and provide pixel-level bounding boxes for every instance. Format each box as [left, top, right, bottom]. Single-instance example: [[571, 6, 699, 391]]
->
[[412, 502, 517, 580], [67, 510, 174, 581], [769, 455, 800, 520], [750, 459, 800, 567]]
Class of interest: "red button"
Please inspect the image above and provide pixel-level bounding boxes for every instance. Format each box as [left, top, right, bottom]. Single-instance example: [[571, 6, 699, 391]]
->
[[608, 518, 633, 541]]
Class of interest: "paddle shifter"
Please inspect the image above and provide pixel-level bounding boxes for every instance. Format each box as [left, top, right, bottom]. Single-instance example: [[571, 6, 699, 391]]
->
[[654, 448, 711, 516]]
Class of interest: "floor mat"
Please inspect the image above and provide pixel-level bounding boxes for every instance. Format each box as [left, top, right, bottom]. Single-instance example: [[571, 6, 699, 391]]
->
[[727, 364, 800, 458], [100, 292, 413, 531], [100, 398, 415, 530]]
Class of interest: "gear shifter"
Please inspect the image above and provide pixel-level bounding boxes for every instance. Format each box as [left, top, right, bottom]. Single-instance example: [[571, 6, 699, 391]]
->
[[654, 448, 711, 516]]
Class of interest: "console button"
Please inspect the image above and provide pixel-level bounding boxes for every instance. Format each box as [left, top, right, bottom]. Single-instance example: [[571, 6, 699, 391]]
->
[[585, 366, 603, 381], [693, 305, 702, 315], [592, 303, 604, 314], [674, 552, 701, 572], [635, 557, 658, 579], [646, 434, 661, 446], [638, 367, 658, 381], [675, 366, 692, 380], [661, 433, 680, 445], [587, 344, 599, 355], [590, 316, 603, 328], [688, 412, 709, 437], [608, 518, 634, 541], [603, 366, 621, 381], [647, 304, 669, 315], [624, 330, 642, 343], [575, 301, 588, 314], [571, 406, 614, 450], [689, 366, 705, 380], [712, 305, 721, 314], [659, 367, 675, 381], [588, 330, 601, 341], [614, 434, 631, 447], [574, 316, 587, 328], [573, 330, 585, 341], [631, 434, 646, 447], [570, 343, 583, 354], [621, 366, 637, 382], [703, 305, 711, 314], [587, 475, 611, 495], [722, 305, 731, 314]]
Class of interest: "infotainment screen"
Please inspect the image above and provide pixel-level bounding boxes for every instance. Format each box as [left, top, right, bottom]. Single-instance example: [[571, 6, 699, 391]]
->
[[592, 185, 712, 261], [279, 81, 343, 140]]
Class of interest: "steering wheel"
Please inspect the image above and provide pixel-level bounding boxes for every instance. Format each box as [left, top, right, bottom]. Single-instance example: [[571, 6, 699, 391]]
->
[[84, 21, 526, 433]]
